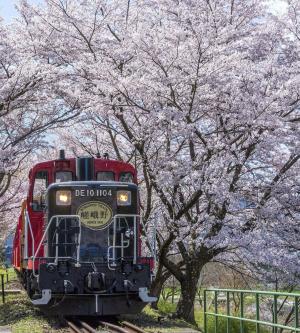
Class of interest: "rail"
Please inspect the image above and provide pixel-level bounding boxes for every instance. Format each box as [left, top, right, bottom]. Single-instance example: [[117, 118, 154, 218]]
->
[[99, 320, 129, 333], [65, 318, 97, 333], [204, 288, 300, 333], [32, 215, 81, 277], [65, 318, 148, 333], [122, 321, 148, 333], [100, 320, 148, 333], [107, 214, 156, 269], [107, 214, 136, 270], [24, 209, 35, 259]]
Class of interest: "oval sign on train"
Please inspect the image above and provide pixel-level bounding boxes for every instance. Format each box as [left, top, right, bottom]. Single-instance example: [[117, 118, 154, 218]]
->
[[77, 201, 113, 230]]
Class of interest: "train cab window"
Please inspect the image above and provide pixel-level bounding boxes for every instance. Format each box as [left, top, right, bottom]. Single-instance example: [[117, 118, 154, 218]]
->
[[96, 171, 115, 181], [55, 171, 72, 182], [119, 172, 133, 183], [32, 171, 48, 211]]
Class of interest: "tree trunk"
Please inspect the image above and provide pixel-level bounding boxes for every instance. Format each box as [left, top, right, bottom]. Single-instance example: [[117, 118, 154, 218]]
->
[[150, 260, 171, 310], [150, 276, 164, 310], [176, 261, 202, 324]]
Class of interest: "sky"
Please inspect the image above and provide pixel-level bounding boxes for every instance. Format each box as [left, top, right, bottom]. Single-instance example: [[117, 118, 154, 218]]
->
[[0, 0, 289, 22], [0, 0, 42, 22]]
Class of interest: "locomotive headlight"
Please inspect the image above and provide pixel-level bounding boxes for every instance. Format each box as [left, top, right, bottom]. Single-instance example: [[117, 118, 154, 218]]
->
[[56, 190, 71, 206], [117, 190, 131, 206]]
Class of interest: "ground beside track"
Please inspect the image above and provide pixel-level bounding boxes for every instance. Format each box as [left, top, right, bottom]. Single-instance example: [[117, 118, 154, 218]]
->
[[120, 306, 200, 333], [0, 269, 199, 332], [0, 269, 68, 333]]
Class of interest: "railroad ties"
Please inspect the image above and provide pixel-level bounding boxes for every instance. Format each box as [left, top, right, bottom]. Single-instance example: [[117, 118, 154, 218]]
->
[[65, 318, 148, 333]]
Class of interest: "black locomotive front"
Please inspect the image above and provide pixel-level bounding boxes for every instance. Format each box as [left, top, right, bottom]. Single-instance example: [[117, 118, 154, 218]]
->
[[32, 158, 155, 316]]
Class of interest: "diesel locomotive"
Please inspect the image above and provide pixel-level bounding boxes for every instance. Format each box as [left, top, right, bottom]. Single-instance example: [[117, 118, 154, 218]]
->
[[12, 151, 156, 316]]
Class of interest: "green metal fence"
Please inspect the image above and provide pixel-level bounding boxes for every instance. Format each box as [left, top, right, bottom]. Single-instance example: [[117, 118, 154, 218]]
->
[[204, 289, 300, 333]]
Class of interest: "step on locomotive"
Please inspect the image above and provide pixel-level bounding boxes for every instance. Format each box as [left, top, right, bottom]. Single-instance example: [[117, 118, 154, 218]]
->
[[12, 151, 156, 315]]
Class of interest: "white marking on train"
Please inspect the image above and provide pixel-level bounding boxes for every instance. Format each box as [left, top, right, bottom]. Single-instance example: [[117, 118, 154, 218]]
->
[[75, 189, 112, 197]]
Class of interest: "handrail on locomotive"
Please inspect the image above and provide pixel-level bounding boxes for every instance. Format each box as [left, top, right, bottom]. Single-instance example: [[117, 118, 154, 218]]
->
[[26, 213, 156, 277]]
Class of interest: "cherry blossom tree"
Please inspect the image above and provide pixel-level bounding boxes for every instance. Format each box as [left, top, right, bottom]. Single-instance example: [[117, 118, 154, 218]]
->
[[15, 0, 300, 323], [0, 14, 81, 230]]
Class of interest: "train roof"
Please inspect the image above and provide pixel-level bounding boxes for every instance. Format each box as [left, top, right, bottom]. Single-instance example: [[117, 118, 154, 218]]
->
[[29, 157, 136, 176], [47, 181, 137, 189]]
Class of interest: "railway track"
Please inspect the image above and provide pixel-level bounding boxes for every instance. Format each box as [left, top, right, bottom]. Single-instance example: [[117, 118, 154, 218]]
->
[[65, 318, 148, 333], [65, 318, 98, 333], [121, 321, 148, 333], [99, 320, 147, 333]]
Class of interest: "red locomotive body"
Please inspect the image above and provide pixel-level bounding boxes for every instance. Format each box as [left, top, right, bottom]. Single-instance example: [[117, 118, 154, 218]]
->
[[12, 151, 155, 316]]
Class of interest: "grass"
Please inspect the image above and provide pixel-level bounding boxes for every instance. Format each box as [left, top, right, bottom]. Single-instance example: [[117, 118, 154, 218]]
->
[[155, 298, 271, 333], [0, 292, 68, 332], [0, 267, 17, 287], [157, 299, 177, 313], [122, 304, 199, 332], [195, 311, 270, 333], [0, 268, 67, 333]]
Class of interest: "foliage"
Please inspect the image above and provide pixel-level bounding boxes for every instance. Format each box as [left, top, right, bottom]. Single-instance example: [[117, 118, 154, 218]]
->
[[158, 299, 177, 314]]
